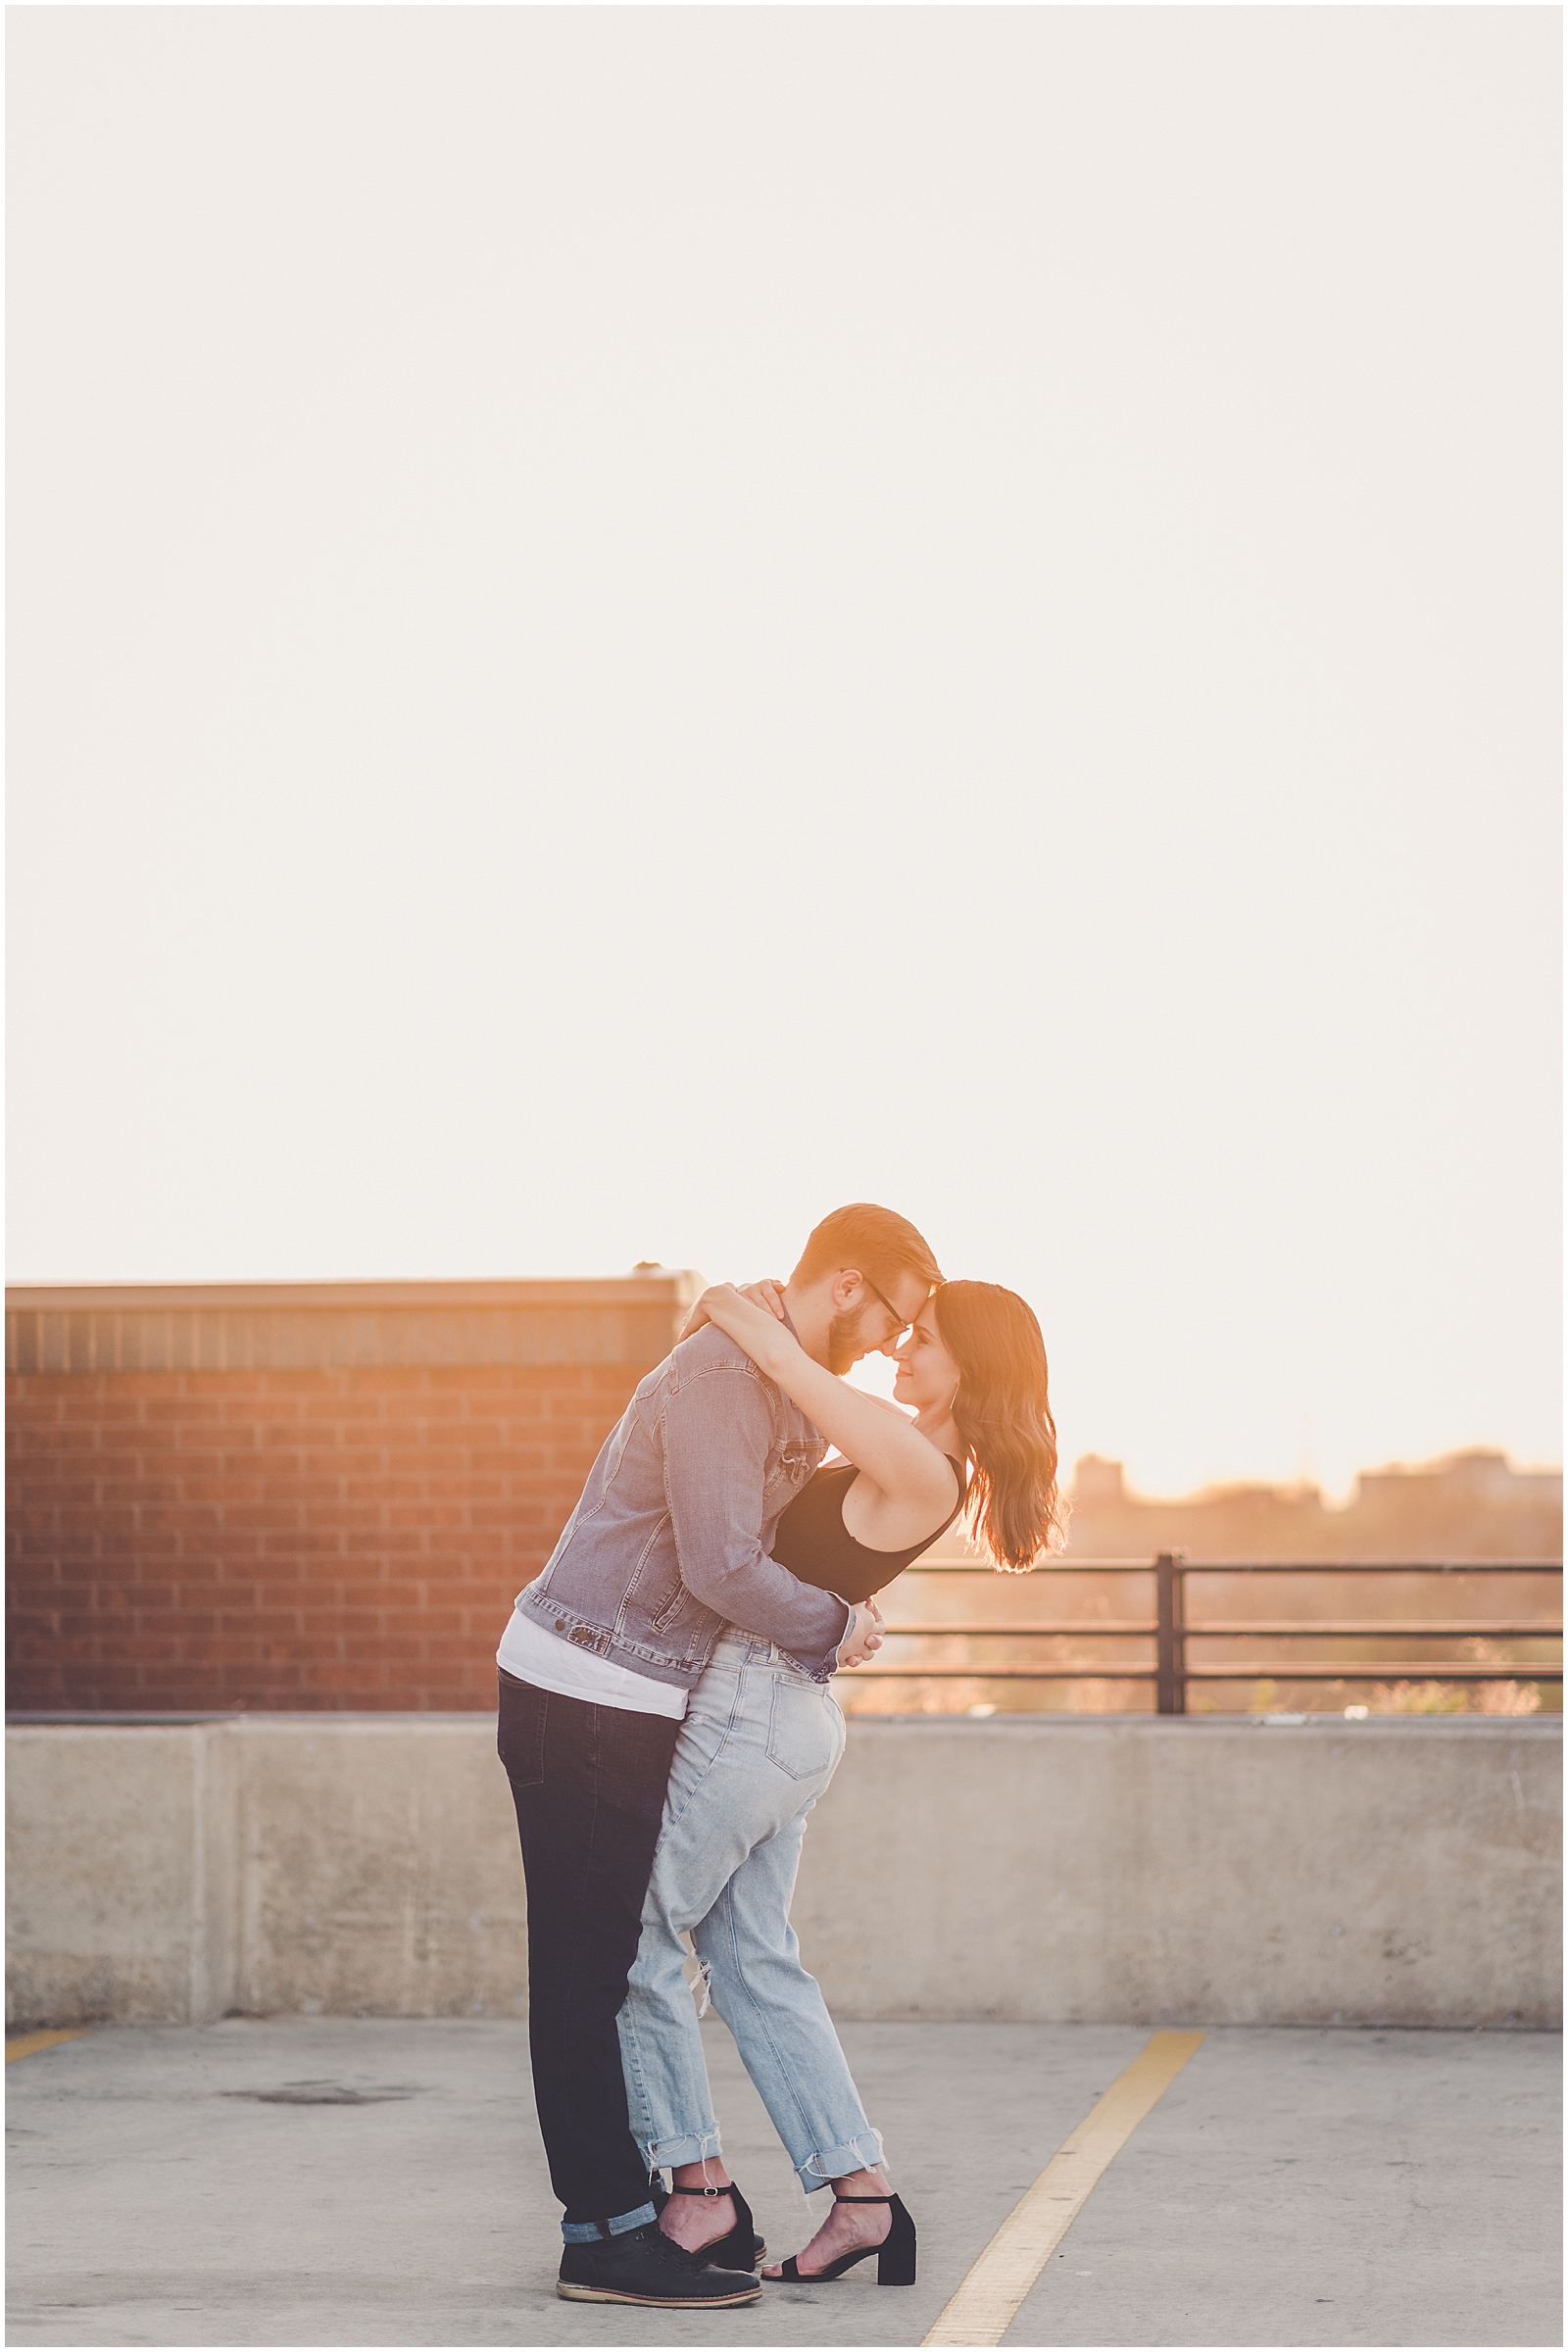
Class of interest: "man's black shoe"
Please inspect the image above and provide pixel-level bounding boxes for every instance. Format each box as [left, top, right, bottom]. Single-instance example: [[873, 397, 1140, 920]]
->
[[557, 2222, 762, 2308]]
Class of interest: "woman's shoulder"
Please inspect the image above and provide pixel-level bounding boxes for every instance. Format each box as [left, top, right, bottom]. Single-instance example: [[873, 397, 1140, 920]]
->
[[853, 1423, 962, 1517]]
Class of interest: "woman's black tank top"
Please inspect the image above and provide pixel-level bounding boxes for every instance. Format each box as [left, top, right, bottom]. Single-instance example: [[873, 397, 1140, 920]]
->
[[770, 1454, 967, 1605]]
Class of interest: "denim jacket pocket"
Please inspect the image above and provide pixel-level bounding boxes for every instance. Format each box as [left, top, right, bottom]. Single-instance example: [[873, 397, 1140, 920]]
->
[[763, 1439, 817, 1501], [650, 1585, 698, 1640], [764, 1676, 844, 1782]]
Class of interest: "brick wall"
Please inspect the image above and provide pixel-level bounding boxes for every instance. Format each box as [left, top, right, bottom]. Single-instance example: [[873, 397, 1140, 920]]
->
[[5, 1279, 694, 1714]]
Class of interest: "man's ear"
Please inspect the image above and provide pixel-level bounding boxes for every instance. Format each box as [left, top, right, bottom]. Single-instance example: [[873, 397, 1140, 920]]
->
[[830, 1266, 866, 1312]]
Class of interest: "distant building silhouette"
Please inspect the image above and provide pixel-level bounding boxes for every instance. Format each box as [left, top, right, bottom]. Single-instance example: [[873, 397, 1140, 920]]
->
[[1061, 1448, 1561, 1562]]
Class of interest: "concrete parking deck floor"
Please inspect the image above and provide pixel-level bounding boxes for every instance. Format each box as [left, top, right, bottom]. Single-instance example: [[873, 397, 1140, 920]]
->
[[5, 2018, 1560, 2349]]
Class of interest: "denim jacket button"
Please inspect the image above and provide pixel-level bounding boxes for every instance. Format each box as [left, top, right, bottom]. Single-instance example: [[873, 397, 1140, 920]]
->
[[555, 1619, 565, 1632]]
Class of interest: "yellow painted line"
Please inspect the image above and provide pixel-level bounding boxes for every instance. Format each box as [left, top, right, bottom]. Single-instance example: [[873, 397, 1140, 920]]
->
[[6, 2029, 92, 2063], [922, 2029, 1205, 2348]]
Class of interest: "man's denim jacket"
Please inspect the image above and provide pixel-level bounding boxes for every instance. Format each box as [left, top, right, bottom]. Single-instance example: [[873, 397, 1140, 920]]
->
[[513, 1321, 849, 1689]]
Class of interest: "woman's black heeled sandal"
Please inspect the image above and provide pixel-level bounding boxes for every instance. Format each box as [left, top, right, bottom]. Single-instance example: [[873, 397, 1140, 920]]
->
[[666, 2180, 763, 2272], [771, 2191, 917, 2286]]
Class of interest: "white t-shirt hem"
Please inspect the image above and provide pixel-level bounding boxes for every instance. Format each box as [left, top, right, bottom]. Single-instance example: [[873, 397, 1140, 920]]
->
[[496, 1608, 688, 1720]]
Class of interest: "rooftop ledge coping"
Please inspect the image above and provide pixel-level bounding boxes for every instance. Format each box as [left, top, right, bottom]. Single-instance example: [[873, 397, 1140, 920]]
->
[[6, 1710, 1560, 1735], [5, 1276, 702, 1312]]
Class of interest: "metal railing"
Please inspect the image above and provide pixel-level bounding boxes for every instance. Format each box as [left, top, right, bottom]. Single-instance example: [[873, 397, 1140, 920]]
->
[[838, 1555, 1564, 1714]]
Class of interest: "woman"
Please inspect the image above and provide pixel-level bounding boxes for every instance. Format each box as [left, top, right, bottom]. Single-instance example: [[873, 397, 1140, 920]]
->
[[618, 1277, 1062, 2286]]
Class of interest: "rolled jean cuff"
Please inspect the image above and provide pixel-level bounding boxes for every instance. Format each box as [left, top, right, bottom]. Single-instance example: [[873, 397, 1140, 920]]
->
[[798, 2129, 886, 2192], [561, 2202, 658, 2242], [639, 2125, 723, 2173]]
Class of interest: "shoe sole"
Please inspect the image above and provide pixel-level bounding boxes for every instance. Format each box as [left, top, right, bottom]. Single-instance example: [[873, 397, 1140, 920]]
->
[[558, 2283, 762, 2308]]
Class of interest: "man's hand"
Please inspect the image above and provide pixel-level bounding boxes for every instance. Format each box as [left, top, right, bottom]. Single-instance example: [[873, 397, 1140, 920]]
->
[[837, 1597, 885, 1670]]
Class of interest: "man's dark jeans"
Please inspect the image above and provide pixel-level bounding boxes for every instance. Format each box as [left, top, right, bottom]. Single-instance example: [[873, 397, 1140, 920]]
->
[[497, 1668, 681, 2234]]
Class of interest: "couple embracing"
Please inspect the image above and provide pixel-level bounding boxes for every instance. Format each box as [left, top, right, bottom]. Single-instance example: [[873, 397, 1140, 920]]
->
[[495, 1202, 1061, 2310]]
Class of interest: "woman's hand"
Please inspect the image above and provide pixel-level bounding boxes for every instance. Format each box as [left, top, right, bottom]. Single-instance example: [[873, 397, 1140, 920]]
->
[[837, 1597, 885, 1671], [735, 1279, 787, 1322], [676, 1279, 788, 1346]]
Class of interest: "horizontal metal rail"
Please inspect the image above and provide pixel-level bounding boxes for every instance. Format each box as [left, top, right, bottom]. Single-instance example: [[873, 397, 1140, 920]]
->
[[844, 1665, 1159, 1679], [1184, 1619, 1561, 1637], [904, 1559, 1560, 1574], [877, 1619, 1562, 1638], [836, 1557, 1563, 1710], [884, 1620, 1158, 1636], [844, 1663, 1563, 1681]]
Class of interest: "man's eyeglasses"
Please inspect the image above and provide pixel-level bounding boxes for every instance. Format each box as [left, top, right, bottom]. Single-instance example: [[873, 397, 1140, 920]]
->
[[864, 1279, 915, 1346]]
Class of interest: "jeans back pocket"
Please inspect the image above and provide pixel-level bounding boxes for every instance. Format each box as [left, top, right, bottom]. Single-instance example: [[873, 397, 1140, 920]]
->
[[764, 1675, 844, 1783], [497, 1670, 549, 1789]]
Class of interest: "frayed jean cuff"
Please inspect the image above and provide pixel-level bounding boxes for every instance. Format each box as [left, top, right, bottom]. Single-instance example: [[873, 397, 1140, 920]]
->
[[561, 2202, 657, 2242], [798, 2128, 886, 2192], [639, 2125, 724, 2173]]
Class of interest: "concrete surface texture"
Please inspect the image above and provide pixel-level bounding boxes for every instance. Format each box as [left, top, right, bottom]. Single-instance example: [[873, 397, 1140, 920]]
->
[[8, 1714, 1561, 2030], [6, 2017, 1561, 2348]]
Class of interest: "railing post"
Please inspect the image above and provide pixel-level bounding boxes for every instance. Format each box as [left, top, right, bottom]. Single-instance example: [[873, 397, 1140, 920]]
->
[[1155, 1551, 1186, 1714]]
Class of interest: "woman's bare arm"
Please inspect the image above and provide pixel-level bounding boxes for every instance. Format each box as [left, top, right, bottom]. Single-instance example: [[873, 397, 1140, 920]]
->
[[692, 1285, 957, 1522]]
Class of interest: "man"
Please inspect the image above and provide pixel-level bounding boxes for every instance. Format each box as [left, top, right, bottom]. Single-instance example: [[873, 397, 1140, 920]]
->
[[496, 1203, 942, 2309]]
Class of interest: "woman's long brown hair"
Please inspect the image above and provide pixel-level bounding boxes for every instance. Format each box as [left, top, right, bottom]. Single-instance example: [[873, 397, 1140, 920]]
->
[[931, 1280, 1064, 1571]]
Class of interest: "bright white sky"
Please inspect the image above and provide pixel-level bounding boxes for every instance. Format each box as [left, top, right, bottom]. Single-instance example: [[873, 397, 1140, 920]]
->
[[7, 7, 1561, 1499]]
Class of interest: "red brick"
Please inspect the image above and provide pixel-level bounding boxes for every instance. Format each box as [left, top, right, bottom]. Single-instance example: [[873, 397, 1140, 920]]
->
[[385, 1607, 464, 1637], [220, 1608, 302, 1637], [60, 1502, 135, 1532], [303, 1608, 384, 1635], [118, 1636, 181, 1663], [50, 1607, 131, 1638], [7, 1356, 634, 1710], [351, 1580, 422, 1610], [5, 1383, 65, 1409], [469, 1449, 540, 1477], [301, 1396, 385, 1423], [303, 1660, 384, 1690], [386, 1503, 467, 1532], [359, 1634, 425, 1664], [378, 1434, 466, 1468], [142, 1505, 220, 1533], [410, 1663, 472, 1692]]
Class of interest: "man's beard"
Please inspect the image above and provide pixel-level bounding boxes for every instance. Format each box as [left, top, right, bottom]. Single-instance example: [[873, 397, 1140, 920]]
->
[[825, 1306, 873, 1375]]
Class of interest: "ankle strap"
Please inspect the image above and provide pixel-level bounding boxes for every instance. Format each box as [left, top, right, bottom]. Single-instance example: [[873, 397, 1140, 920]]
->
[[668, 2184, 733, 2197], [833, 2193, 892, 2202]]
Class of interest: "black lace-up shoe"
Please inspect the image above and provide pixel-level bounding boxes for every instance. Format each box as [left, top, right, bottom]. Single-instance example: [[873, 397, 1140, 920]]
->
[[557, 2222, 762, 2307]]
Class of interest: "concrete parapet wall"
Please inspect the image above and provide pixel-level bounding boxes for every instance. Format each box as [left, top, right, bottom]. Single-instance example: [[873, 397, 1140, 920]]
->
[[7, 1714, 1559, 2031], [800, 1715, 1560, 2028]]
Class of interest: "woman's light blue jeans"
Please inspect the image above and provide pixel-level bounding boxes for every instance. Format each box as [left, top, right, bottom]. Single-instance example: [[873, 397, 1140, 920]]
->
[[617, 1631, 885, 2194]]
